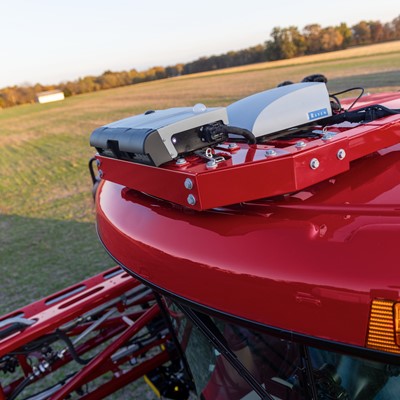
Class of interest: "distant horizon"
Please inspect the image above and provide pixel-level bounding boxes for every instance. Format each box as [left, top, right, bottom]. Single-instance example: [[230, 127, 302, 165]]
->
[[1, 0, 399, 88]]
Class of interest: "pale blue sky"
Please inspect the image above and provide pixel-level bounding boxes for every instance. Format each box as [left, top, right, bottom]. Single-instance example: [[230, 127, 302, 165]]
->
[[1, 0, 399, 88]]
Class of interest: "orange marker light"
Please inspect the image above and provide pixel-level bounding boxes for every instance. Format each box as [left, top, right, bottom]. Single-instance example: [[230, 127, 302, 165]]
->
[[366, 299, 400, 354]]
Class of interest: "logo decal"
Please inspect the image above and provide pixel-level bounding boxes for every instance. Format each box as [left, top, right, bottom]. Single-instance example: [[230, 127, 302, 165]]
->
[[308, 108, 329, 121]]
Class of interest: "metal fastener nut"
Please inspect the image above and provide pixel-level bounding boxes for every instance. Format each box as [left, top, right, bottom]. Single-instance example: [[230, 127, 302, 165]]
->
[[322, 132, 334, 141], [310, 158, 320, 170], [337, 149, 346, 160], [187, 194, 196, 205], [176, 158, 187, 166], [295, 141, 306, 149], [184, 178, 193, 190], [206, 159, 217, 169], [265, 149, 277, 157]]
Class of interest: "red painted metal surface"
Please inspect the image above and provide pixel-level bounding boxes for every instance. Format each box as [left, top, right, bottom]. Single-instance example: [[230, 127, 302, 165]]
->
[[0, 267, 135, 355], [51, 304, 161, 400], [95, 96, 400, 350], [95, 94, 400, 210], [0, 267, 172, 399]]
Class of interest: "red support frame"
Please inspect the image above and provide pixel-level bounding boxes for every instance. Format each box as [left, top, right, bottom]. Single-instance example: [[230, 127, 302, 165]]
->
[[96, 113, 400, 211], [0, 267, 173, 399]]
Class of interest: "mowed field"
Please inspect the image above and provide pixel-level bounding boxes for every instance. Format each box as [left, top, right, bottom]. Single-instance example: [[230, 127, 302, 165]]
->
[[1, 41, 400, 315]]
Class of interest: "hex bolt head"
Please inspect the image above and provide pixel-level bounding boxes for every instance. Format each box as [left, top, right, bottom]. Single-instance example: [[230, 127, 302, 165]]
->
[[265, 149, 277, 157], [184, 178, 193, 190], [310, 158, 320, 170], [322, 132, 334, 141], [295, 141, 306, 149], [176, 158, 187, 166], [187, 194, 196, 206], [337, 149, 346, 160]]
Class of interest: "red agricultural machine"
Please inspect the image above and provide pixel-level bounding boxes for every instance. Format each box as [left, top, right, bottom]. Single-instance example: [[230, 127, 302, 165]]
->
[[1, 76, 400, 399]]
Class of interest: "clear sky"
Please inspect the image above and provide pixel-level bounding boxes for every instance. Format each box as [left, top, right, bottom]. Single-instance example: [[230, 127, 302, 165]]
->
[[1, 0, 399, 88]]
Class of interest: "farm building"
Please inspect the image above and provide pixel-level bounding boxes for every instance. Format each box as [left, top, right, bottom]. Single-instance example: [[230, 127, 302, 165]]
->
[[36, 90, 65, 104]]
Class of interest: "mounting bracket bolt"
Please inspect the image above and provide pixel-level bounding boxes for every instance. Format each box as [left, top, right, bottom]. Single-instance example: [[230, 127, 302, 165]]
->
[[184, 178, 193, 190], [337, 149, 346, 160], [187, 194, 196, 206], [265, 149, 277, 157], [310, 158, 320, 170], [295, 141, 307, 149], [176, 158, 187, 166], [206, 159, 217, 169]]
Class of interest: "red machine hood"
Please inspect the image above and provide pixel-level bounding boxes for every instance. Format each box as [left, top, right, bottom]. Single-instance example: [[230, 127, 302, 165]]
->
[[95, 91, 400, 353]]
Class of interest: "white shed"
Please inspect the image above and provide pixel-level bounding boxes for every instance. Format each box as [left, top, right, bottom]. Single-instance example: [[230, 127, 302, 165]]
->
[[36, 90, 65, 104]]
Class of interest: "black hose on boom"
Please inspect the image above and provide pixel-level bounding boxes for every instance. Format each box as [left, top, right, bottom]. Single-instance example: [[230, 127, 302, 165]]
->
[[322, 104, 400, 125]]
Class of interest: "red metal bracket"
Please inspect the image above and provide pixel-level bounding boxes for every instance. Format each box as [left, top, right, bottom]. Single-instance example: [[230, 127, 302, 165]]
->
[[96, 114, 400, 211], [0, 267, 173, 399]]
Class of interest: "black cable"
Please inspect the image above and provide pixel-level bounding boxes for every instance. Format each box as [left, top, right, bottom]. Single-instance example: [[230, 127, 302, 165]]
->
[[11, 371, 78, 400], [55, 329, 91, 365], [329, 87, 364, 111], [202, 123, 257, 144], [7, 328, 91, 400], [153, 292, 196, 389], [8, 375, 32, 400], [322, 104, 400, 126], [347, 88, 364, 110], [225, 126, 257, 144], [329, 95, 342, 112]]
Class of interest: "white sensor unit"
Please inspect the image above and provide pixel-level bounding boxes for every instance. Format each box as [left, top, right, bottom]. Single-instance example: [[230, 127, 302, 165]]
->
[[227, 82, 332, 137]]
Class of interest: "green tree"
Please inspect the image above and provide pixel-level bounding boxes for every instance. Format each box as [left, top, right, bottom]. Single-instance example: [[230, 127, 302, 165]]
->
[[393, 15, 400, 39], [320, 27, 344, 51], [336, 23, 352, 48], [369, 21, 384, 43], [165, 64, 184, 77], [266, 26, 306, 60], [352, 21, 372, 44], [303, 24, 322, 54]]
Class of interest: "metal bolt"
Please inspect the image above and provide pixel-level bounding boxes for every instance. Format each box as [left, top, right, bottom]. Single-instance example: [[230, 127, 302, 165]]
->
[[176, 158, 187, 166], [265, 149, 277, 157], [337, 149, 346, 160], [228, 143, 239, 150], [187, 194, 196, 206], [98, 169, 104, 178], [206, 159, 217, 169], [295, 141, 306, 149], [322, 132, 334, 141], [96, 159, 101, 167], [310, 158, 320, 170], [184, 178, 193, 190]]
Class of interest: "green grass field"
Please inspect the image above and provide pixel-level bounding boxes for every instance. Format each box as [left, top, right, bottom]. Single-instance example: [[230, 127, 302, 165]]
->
[[1, 41, 400, 315]]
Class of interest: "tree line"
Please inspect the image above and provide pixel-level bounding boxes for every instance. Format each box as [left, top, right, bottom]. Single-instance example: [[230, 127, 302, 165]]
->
[[1, 16, 399, 109]]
